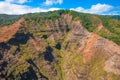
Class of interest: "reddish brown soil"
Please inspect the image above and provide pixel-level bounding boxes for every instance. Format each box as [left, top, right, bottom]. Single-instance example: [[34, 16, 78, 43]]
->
[[0, 18, 24, 43], [77, 33, 100, 63], [96, 23, 103, 32], [29, 38, 45, 51]]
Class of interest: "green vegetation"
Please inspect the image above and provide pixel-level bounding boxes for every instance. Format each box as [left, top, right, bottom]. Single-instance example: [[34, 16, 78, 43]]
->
[[105, 15, 120, 20], [0, 14, 21, 26], [23, 10, 120, 45], [68, 10, 120, 45], [1, 10, 120, 45], [1, 10, 120, 80]]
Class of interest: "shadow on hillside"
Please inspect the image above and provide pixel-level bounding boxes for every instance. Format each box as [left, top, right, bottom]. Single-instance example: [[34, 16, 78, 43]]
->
[[7, 32, 34, 55], [27, 59, 38, 69], [55, 42, 61, 50], [41, 34, 48, 39], [0, 61, 8, 78], [44, 46, 54, 62], [27, 59, 48, 80], [0, 53, 3, 60], [8, 33, 32, 46], [0, 43, 10, 50], [20, 66, 38, 80]]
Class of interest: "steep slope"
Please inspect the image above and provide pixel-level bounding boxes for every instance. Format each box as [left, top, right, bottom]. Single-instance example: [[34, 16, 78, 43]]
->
[[0, 10, 120, 80], [61, 17, 120, 79], [0, 18, 24, 42]]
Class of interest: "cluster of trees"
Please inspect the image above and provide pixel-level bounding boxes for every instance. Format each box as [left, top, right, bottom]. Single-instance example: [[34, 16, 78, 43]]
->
[[0, 14, 21, 26]]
